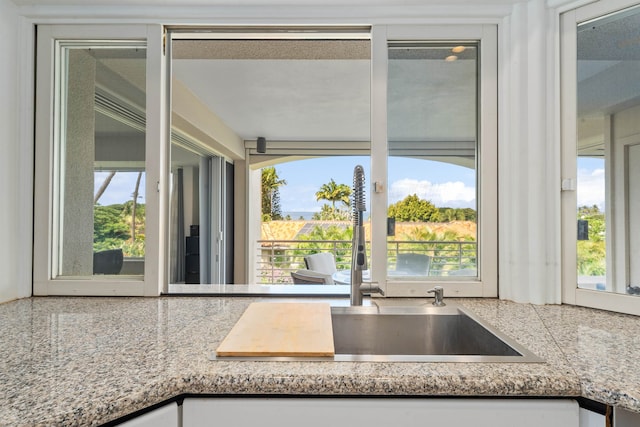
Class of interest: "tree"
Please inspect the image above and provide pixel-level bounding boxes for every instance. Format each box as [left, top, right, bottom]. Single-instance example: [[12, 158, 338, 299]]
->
[[93, 171, 147, 257], [578, 205, 605, 241], [577, 205, 606, 275], [388, 194, 438, 222], [121, 200, 145, 241], [314, 179, 352, 220], [130, 172, 143, 241], [261, 167, 286, 221], [460, 208, 477, 222], [315, 179, 351, 210], [94, 204, 131, 252], [397, 225, 476, 273], [312, 204, 350, 221], [442, 208, 456, 222], [94, 171, 116, 204], [295, 225, 353, 268]]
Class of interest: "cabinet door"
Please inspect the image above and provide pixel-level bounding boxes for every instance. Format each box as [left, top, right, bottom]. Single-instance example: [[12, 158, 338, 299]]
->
[[117, 402, 179, 427], [614, 407, 640, 427], [580, 407, 605, 427], [183, 398, 578, 427]]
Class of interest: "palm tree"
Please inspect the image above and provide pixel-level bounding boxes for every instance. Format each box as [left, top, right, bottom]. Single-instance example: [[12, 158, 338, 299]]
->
[[130, 172, 143, 241], [94, 171, 116, 204], [315, 179, 352, 210], [261, 167, 286, 221]]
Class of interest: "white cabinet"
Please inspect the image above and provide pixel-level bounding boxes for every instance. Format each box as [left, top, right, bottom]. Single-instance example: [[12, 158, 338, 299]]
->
[[183, 398, 578, 427], [614, 407, 640, 427], [116, 402, 179, 427], [579, 407, 606, 427]]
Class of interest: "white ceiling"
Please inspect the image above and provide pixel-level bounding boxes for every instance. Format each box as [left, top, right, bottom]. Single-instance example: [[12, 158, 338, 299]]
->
[[577, 6, 640, 117], [172, 59, 372, 142], [90, 35, 477, 162], [171, 39, 477, 144]]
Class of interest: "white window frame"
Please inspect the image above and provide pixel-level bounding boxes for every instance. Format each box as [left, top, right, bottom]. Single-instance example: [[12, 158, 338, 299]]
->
[[240, 25, 497, 297], [373, 25, 498, 298], [33, 23, 497, 297], [560, 0, 640, 316], [33, 24, 168, 296]]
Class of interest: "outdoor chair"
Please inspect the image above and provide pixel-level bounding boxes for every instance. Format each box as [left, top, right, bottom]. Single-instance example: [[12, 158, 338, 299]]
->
[[93, 248, 124, 275], [290, 269, 335, 285], [303, 252, 338, 275]]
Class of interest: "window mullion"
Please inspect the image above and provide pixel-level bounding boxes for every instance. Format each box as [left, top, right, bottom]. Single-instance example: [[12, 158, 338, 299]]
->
[[369, 25, 390, 293]]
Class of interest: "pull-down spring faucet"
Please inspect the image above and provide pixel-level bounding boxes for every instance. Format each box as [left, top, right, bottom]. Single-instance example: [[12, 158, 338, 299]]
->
[[350, 166, 384, 306]]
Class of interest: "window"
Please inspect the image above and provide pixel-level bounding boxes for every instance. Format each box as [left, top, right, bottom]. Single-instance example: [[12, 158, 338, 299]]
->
[[34, 24, 497, 297], [256, 156, 370, 287], [34, 25, 165, 296], [561, 1, 640, 315], [166, 29, 372, 292], [169, 139, 233, 285], [387, 43, 479, 281], [379, 26, 497, 297]]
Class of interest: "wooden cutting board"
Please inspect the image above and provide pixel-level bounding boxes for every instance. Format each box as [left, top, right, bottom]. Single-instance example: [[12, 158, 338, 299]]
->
[[215, 302, 335, 357]]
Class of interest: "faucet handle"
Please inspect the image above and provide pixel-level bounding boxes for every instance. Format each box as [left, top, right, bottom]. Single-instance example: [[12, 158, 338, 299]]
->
[[427, 286, 446, 306]]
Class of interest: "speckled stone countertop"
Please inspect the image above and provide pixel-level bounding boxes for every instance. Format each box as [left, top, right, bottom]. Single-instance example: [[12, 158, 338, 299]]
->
[[0, 296, 638, 426]]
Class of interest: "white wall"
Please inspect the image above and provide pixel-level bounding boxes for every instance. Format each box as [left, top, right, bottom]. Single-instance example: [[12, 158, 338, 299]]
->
[[0, 0, 29, 303], [498, 0, 562, 304]]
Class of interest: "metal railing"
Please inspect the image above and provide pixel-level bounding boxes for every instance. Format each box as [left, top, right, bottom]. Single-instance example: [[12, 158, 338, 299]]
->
[[257, 239, 477, 284]]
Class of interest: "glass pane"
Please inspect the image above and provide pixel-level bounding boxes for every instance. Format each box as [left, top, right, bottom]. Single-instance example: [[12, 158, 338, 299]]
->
[[171, 36, 371, 287], [258, 156, 370, 285], [57, 44, 146, 277], [387, 43, 478, 280], [168, 142, 205, 285], [576, 5, 640, 295]]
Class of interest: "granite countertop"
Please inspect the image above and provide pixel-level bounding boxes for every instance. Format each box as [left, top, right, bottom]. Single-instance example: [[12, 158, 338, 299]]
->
[[0, 296, 639, 426]]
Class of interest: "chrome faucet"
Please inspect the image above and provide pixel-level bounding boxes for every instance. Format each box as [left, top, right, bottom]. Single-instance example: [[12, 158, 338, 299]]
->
[[350, 165, 384, 305]]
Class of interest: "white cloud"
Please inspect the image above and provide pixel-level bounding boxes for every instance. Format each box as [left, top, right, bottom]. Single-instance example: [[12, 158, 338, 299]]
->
[[577, 168, 605, 209], [389, 178, 476, 208]]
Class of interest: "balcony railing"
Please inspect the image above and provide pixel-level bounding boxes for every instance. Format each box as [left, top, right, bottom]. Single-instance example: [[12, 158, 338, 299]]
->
[[257, 239, 477, 284]]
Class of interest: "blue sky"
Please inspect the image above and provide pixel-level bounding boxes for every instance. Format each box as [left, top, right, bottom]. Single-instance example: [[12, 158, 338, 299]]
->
[[277, 156, 477, 213], [94, 157, 477, 210], [94, 172, 146, 206], [577, 157, 605, 209], [95, 156, 604, 211]]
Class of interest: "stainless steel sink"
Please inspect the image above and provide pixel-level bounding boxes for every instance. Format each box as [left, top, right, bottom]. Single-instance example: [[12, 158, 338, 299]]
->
[[330, 304, 543, 362], [211, 303, 542, 363]]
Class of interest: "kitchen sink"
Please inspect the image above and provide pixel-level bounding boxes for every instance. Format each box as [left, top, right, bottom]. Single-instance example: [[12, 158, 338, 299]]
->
[[330, 304, 542, 362], [211, 303, 542, 363]]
